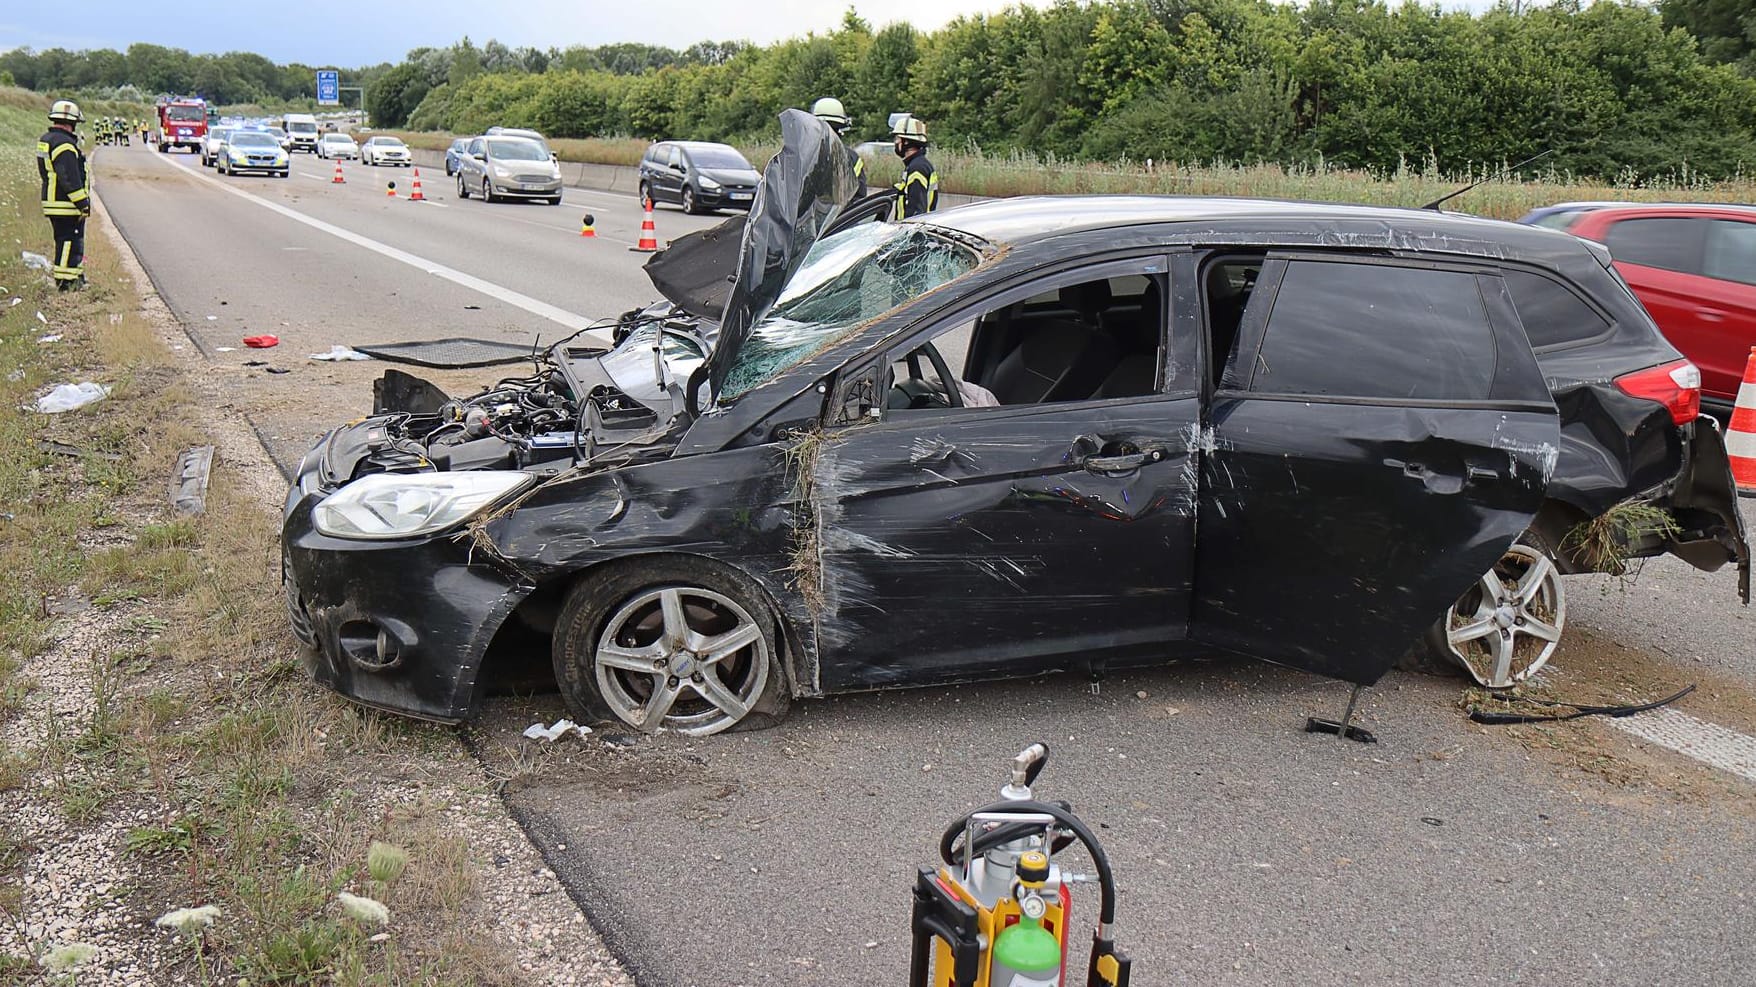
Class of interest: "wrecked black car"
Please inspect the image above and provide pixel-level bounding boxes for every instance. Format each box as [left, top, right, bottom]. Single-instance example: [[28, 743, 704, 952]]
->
[[281, 111, 1749, 736]]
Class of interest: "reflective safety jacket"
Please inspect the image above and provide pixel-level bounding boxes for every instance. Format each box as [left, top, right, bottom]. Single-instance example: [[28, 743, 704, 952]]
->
[[845, 144, 867, 199], [37, 128, 88, 218], [893, 152, 938, 220]]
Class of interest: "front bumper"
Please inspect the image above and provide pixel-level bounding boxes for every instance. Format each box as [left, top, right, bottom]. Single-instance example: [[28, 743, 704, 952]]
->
[[490, 177, 563, 198], [281, 449, 535, 721], [696, 186, 757, 209], [226, 160, 288, 174]]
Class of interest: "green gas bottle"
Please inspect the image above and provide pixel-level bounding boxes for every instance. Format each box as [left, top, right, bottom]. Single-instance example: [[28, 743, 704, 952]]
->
[[988, 851, 1062, 987]]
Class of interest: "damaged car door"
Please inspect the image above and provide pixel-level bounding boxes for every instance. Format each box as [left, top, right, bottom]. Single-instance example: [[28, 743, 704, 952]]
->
[[808, 257, 1200, 691], [1190, 252, 1562, 685]]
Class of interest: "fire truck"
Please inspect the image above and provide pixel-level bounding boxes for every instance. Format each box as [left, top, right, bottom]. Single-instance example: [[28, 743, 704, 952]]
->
[[155, 96, 208, 153]]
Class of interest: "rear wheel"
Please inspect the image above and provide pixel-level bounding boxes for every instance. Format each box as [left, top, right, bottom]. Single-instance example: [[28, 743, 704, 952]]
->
[[553, 558, 789, 736], [1402, 538, 1566, 688]]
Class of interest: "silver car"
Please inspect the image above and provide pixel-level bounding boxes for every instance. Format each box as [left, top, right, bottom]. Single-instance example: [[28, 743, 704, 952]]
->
[[360, 136, 411, 167], [456, 136, 563, 205]]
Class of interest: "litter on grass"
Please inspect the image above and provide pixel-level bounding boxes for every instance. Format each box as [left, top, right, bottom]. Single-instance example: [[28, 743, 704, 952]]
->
[[38, 334, 61, 344], [34, 382, 110, 414], [309, 345, 371, 362], [20, 251, 49, 271], [523, 719, 592, 742]]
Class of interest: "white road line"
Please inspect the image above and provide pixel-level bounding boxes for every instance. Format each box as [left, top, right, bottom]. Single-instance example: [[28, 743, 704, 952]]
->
[[151, 152, 611, 339], [1607, 708, 1756, 783]]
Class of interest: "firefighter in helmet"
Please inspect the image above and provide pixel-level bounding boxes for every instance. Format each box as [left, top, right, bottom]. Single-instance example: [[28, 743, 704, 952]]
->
[[811, 96, 866, 198], [891, 115, 937, 221], [37, 100, 90, 291]]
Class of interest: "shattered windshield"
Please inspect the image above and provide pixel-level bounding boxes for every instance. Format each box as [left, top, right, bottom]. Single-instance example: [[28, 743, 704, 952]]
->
[[717, 223, 979, 401]]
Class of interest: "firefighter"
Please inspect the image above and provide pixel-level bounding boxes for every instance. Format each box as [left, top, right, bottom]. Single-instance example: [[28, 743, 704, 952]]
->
[[891, 115, 937, 220], [37, 100, 90, 292], [811, 97, 866, 198]]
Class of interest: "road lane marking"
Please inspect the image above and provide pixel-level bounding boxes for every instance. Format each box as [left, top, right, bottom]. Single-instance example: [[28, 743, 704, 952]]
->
[[1607, 708, 1756, 782], [151, 151, 612, 338]]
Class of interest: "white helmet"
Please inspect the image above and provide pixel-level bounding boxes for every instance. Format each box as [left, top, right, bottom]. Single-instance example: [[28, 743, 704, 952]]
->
[[48, 100, 83, 125], [811, 97, 851, 130], [891, 114, 929, 145]]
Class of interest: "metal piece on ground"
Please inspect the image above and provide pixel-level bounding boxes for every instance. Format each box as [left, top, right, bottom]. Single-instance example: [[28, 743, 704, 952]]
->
[[353, 337, 570, 369], [170, 445, 215, 516], [1306, 684, 1378, 743]]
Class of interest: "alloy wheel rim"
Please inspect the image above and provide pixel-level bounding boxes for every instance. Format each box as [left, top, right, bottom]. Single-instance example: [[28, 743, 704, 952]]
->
[[594, 586, 768, 737], [1443, 544, 1566, 688]]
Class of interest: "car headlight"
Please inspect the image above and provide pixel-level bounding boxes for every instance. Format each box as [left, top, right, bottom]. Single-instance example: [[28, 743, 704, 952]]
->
[[229, 150, 247, 162], [492, 164, 512, 177], [312, 471, 532, 540], [698, 176, 721, 190]]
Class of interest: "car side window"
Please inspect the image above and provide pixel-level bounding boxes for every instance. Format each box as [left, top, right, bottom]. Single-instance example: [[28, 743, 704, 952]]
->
[[1244, 260, 1497, 402], [1704, 220, 1756, 287], [1501, 269, 1612, 349], [1604, 218, 1705, 275], [467, 138, 483, 156], [880, 272, 1167, 416], [668, 147, 684, 170]]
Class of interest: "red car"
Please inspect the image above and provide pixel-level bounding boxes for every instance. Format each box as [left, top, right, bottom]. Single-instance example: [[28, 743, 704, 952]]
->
[[1540, 204, 1756, 413]]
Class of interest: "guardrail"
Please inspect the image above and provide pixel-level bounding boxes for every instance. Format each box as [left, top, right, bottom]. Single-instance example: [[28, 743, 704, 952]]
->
[[407, 147, 984, 209]]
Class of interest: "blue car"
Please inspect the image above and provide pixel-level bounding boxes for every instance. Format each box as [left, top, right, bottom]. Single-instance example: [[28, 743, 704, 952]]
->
[[444, 138, 471, 177]]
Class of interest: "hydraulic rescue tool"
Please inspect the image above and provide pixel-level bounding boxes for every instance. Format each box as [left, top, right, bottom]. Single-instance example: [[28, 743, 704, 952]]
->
[[909, 743, 1131, 987]]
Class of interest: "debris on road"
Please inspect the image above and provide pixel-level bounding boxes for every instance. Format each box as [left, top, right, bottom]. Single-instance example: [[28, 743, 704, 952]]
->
[[33, 381, 111, 414], [309, 344, 371, 362], [523, 719, 592, 742], [170, 445, 216, 516], [243, 334, 280, 348]]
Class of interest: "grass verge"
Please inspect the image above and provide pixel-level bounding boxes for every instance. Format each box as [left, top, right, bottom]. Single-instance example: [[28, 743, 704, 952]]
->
[[0, 88, 522, 985]]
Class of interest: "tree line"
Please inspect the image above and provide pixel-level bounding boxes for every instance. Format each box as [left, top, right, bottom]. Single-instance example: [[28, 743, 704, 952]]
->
[[4, 0, 1755, 180]]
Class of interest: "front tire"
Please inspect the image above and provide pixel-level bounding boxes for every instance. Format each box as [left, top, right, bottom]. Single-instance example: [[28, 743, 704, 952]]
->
[[1401, 538, 1566, 689], [482, 178, 496, 203], [553, 558, 789, 737], [681, 187, 699, 214], [456, 173, 470, 199]]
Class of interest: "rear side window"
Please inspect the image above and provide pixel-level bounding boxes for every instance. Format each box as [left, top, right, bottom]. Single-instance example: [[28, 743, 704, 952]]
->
[[1248, 261, 1496, 401], [1501, 270, 1611, 349], [1603, 218, 1705, 275], [1705, 220, 1756, 286]]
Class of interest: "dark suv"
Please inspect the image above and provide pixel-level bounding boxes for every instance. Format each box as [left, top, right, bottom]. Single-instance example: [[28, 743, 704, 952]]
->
[[281, 114, 1748, 735], [638, 141, 761, 214]]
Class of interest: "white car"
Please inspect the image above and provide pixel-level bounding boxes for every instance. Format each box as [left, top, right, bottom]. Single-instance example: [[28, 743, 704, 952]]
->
[[201, 127, 235, 168], [317, 133, 359, 160], [360, 136, 411, 167]]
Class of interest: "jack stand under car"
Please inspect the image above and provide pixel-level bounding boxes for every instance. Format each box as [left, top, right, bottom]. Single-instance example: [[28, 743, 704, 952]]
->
[[909, 744, 1131, 987]]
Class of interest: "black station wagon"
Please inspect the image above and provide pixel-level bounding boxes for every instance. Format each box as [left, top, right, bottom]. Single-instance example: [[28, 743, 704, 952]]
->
[[282, 113, 1748, 736]]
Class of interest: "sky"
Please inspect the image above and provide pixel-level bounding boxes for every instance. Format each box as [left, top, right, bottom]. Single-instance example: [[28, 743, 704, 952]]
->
[[2, 0, 1502, 68]]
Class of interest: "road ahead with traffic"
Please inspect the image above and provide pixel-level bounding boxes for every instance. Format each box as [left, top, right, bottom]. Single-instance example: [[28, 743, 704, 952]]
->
[[92, 138, 1756, 986]]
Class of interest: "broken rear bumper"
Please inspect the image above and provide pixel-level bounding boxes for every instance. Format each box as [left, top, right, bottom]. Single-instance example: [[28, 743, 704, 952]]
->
[[281, 495, 533, 722], [1649, 421, 1751, 603]]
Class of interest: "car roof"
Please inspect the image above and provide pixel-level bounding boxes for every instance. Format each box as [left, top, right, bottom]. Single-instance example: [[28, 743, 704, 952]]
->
[[484, 135, 543, 146], [1556, 201, 1756, 218], [672, 141, 745, 155], [919, 195, 1606, 265]]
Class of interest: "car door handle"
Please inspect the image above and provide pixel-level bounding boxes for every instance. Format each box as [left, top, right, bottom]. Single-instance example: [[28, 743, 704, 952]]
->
[[1082, 448, 1165, 475]]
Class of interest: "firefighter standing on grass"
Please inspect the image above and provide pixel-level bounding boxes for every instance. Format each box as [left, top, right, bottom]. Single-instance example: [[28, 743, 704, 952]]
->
[[811, 97, 867, 198], [891, 115, 937, 220], [37, 100, 90, 292]]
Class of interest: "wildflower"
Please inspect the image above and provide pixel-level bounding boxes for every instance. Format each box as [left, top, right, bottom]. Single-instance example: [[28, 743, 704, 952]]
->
[[154, 905, 221, 933], [336, 891, 390, 926], [40, 942, 97, 970], [367, 841, 408, 885]]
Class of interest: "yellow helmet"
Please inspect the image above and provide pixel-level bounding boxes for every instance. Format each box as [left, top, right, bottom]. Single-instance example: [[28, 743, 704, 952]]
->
[[891, 114, 928, 145], [811, 97, 851, 130], [48, 100, 83, 125]]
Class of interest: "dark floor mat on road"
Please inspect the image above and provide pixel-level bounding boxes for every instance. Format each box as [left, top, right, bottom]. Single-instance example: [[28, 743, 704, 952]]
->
[[353, 337, 581, 369]]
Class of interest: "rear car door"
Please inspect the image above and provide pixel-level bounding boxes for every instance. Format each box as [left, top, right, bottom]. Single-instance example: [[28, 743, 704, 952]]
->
[[811, 257, 1200, 692], [1191, 253, 1560, 685], [1596, 214, 1753, 402]]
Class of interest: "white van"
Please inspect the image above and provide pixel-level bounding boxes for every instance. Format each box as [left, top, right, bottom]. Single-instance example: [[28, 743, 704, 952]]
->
[[282, 113, 320, 153]]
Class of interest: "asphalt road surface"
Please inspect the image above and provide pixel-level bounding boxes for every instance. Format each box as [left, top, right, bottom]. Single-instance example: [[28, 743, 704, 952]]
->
[[92, 139, 1756, 986]]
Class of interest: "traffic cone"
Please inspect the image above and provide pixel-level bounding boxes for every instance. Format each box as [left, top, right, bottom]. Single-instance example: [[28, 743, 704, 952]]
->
[[386, 181, 397, 198], [631, 197, 659, 252], [579, 214, 596, 238], [1729, 346, 1756, 497], [332, 160, 345, 184], [408, 167, 426, 202]]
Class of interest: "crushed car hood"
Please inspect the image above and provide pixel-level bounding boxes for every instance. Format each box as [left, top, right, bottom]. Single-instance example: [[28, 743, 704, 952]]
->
[[707, 109, 859, 398], [643, 216, 748, 322]]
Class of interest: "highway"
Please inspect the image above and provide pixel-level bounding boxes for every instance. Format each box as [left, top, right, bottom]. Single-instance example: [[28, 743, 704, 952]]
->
[[92, 138, 1756, 987]]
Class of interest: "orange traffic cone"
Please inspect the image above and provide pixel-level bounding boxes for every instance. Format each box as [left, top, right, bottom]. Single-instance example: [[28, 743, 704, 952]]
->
[[386, 181, 397, 198], [408, 167, 426, 202], [331, 160, 345, 184], [1729, 346, 1756, 497], [631, 197, 659, 252], [579, 213, 597, 238]]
